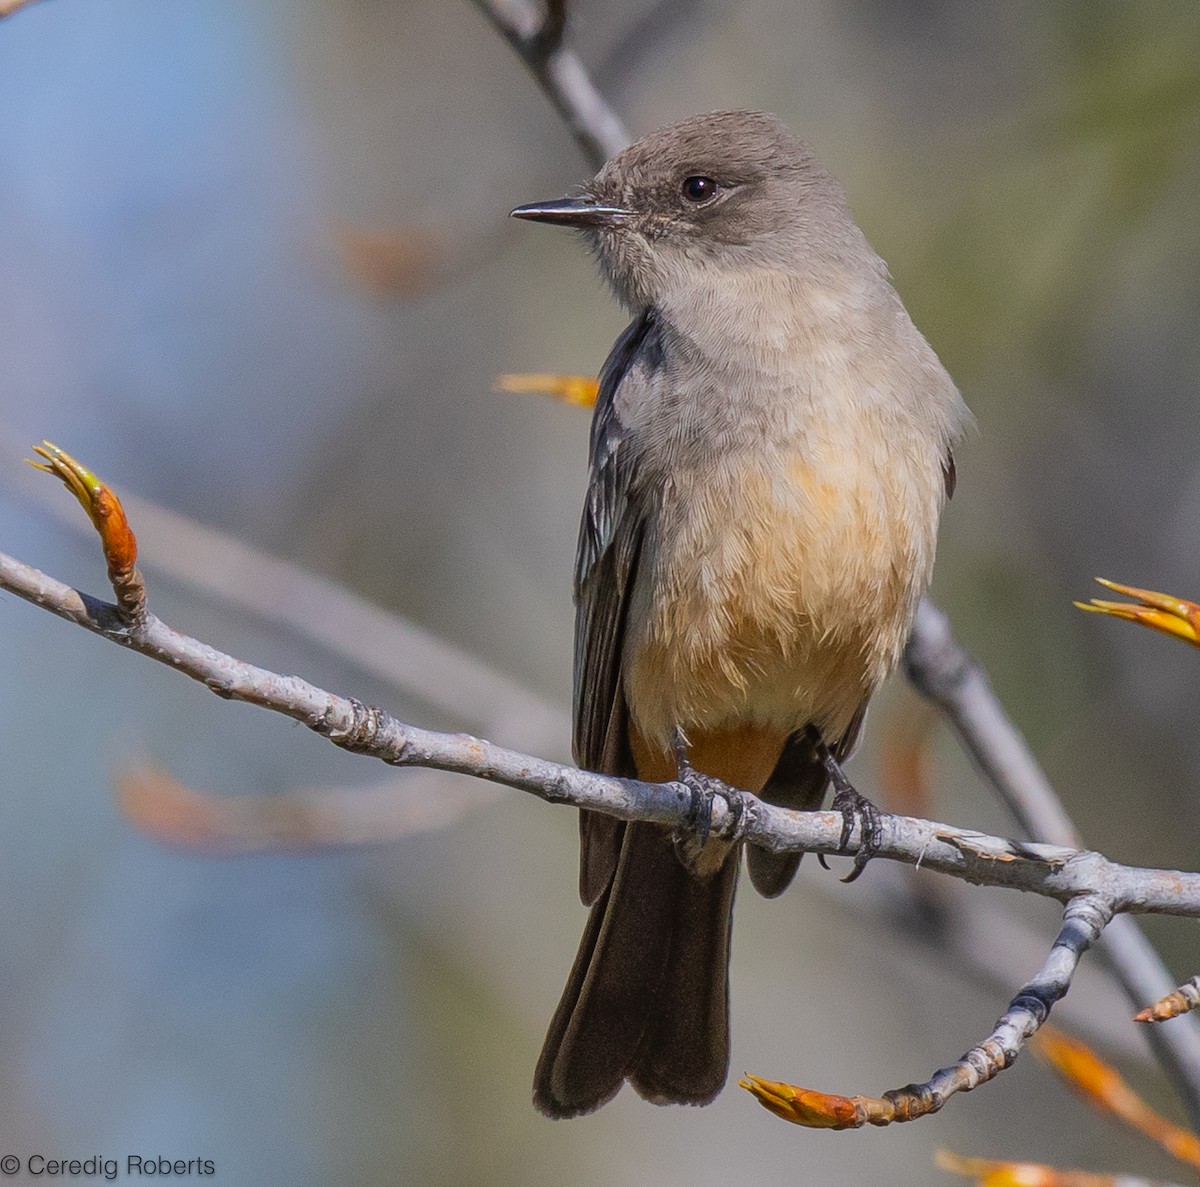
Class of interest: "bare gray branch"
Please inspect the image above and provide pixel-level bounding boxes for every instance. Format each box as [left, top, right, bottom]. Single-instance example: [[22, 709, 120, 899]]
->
[[5, 545, 1200, 924]]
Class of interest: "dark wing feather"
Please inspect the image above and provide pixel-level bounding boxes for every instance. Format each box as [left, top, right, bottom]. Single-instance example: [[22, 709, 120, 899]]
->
[[573, 310, 662, 904], [943, 450, 957, 499]]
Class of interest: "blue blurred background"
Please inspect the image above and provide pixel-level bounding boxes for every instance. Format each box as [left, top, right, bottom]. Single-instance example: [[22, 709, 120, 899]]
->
[[2, 2, 1200, 1183]]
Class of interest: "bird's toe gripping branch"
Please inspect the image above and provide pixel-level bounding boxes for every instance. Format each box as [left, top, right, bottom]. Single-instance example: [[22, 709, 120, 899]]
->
[[805, 725, 881, 884], [829, 781, 883, 885], [668, 727, 748, 875], [28, 441, 146, 625]]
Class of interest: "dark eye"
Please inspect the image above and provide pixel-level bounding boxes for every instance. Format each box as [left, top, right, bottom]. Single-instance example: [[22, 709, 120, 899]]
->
[[680, 175, 720, 204]]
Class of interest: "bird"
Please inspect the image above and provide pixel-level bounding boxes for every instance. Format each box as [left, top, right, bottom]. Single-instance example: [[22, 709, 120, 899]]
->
[[511, 110, 970, 1119]]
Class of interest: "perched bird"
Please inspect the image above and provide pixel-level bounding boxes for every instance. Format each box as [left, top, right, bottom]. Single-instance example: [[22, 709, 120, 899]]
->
[[512, 110, 969, 1118]]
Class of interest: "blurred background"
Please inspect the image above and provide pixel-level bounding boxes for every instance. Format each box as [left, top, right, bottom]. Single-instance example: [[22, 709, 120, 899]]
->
[[1, 1, 1200, 1183]]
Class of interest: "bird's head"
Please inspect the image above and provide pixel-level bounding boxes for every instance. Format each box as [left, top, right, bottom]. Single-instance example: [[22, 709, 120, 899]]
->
[[512, 111, 858, 310]]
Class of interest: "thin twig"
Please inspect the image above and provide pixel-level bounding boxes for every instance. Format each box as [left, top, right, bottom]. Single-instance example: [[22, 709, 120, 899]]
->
[[743, 896, 1112, 1127], [470, 0, 629, 169]]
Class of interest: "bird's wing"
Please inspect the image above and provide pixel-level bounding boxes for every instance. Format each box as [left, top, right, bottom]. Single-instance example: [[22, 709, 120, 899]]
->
[[573, 309, 663, 904]]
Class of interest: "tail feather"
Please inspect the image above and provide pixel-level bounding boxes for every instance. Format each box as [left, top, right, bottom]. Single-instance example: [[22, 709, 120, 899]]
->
[[533, 823, 735, 1117], [628, 846, 738, 1105]]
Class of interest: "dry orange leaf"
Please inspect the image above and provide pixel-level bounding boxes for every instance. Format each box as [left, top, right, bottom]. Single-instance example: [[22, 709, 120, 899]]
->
[[493, 373, 599, 408], [117, 764, 501, 855], [1034, 1025, 1200, 1171], [936, 1150, 1121, 1186], [335, 225, 447, 296], [879, 699, 936, 820], [116, 764, 352, 854]]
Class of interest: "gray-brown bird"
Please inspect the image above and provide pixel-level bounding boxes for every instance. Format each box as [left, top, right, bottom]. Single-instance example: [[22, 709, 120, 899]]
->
[[512, 111, 969, 1118]]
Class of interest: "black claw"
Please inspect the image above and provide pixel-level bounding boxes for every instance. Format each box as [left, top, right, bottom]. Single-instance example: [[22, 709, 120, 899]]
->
[[677, 765, 741, 844], [831, 785, 882, 884], [726, 787, 745, 835], [687, 777, 713, 845], [807, 724, 881, 882]]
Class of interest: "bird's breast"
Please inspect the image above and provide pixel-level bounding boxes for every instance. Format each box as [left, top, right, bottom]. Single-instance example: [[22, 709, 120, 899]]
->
[[623, 438, 941, 751]]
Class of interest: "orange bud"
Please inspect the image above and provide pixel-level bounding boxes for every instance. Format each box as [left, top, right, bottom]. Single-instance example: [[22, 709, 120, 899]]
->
[[493, 373, 599, 408], [28, 441, 144, 621], [1077, 578, 1200, 648], [739, 1075, 867, 1129], [90, 485, 138, 575], [29, 441, 138, 574], [1135, 976, 1200, 1023]]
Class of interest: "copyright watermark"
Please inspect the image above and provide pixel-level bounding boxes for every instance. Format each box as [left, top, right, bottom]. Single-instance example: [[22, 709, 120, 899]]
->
[[0, 1156, 215, 1179]]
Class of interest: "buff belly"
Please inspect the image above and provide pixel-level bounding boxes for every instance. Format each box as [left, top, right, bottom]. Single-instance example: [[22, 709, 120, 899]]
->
[[622, 449, 939, 783]]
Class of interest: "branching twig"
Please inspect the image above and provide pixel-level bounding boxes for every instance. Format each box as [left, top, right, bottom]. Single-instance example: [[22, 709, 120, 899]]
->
[[470, 0, 628, 169], [743, 896, 1111, 1127], [906, 601, 1200, 1126]]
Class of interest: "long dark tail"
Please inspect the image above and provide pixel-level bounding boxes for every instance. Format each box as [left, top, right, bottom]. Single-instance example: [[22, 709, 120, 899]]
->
[[533, 822, 738, 1118]]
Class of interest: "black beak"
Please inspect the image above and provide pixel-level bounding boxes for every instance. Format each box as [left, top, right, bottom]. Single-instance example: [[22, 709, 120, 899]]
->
[[510, 197, 631, 229]]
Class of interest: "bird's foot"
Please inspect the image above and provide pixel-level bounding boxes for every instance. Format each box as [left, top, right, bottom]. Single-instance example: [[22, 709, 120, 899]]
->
[[829, 782, 882, 883], [808, 726, 881, 884], [670, 728, 745, 872]]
